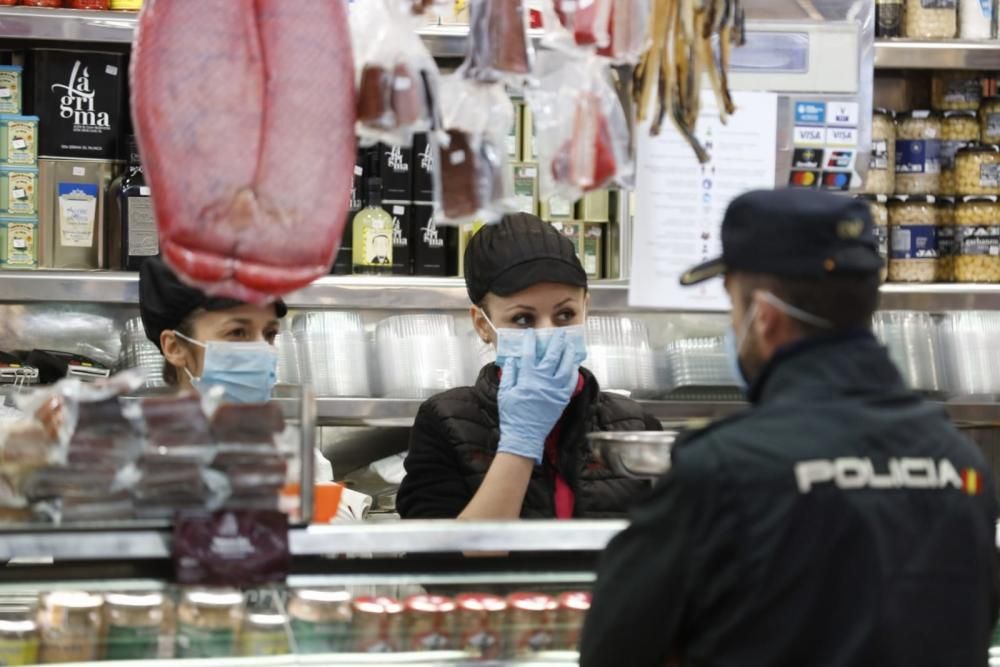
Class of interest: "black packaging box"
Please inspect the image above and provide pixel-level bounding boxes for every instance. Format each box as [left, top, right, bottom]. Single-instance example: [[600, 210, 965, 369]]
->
[[379, 143, 413, 202], [386, 201, 413, 275], [412, 133, 435, 202], [413, 203, 456, 276], [331, 216, 354, 275], [25, 49, 128, 160]]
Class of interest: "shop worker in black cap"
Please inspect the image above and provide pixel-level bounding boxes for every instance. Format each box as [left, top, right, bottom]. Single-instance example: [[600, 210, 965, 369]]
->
[[139, 257, 287, 401], [398, 213, 658, 521], [581, 189, 999, 667]]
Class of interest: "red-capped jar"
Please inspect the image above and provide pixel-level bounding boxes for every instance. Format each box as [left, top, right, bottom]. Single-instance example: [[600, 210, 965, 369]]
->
[[0, 0, 19, 6], [68, 0, 110, 7], [21, 0, 64, 7], [506, 593, 558, 657], [403, 595, 455, 651], [351, 596, 403, 653], [556, 591, 592, 650], [455, 593, 507, 660]]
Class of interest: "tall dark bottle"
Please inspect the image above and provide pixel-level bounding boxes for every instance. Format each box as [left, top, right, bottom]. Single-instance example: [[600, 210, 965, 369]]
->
[[107, 136, 158, 271]]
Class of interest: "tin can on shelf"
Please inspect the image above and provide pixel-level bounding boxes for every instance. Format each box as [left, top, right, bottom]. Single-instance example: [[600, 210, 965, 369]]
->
[[37, 591, 103, 664], [404, 595, 455, 652], [556, 592, 591, 651], [0, 617, 39, 666], [0, 216, 38, 268], [507, 593, 558, 657], [455, 593, 507, 660], [0, 66, 22, 116], [103, 592, 164, 661], [0, 166, 38, 217], [175, 589, 244, 659], [0, 116, 38, 167], [351, 596, 403, 653], [288, 588, 352, 654]]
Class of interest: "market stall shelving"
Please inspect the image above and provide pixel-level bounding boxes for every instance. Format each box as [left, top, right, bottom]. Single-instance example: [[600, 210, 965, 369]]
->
[[3, 271, 1000, 312], [3, 6, 1000, 70]]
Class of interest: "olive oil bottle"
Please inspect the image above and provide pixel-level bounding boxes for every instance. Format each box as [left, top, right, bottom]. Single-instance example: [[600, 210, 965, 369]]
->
[[352, 177, 393, 275]]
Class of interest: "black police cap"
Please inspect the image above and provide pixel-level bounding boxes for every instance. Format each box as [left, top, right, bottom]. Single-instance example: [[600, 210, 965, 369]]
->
[[464, 213, 588, 305], [139, 258, 287, 351], [680, 188, 883, 286]]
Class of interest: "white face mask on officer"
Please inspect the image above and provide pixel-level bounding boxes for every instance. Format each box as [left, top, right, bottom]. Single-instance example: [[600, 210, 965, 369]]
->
[[725, 291, 833, 390]]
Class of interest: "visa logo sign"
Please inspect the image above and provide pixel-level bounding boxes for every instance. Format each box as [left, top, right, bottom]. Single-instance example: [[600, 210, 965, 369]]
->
[[794, 126, 825, 145]]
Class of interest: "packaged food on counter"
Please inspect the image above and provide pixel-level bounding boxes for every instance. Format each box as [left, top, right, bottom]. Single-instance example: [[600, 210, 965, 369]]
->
[[404, 595, 455, 651], [0, 66, 22, 116], [0, 216, 38, 269], [931, 71, 982, 112], [37, 591, 103, 664], [981, 97, 1000, 143], [889, 196, 944, 283], [288, 589, 352, 654], [434, 77, 515, 223], [904, 0, 957, 39], [351, 0, 438, 146], [528, 52, 633, 201], [954, 145, 1000, 196], [352, 596, 404, 653], [0, 116, 38, 167], [857, 195, 890, 283], [0, 615, 39, 666], [102, 592, 165, 661], [863, 110, 895, 195], [895, 111, 942, 195], [954, 196, 1000, 282], [175, 589, 244, 659], [556, 591, 591, 651], [939, 112, 980, 196], [455, 593, 506, 660], [464, 0, 533, 82], [507, 593, 557, 657]]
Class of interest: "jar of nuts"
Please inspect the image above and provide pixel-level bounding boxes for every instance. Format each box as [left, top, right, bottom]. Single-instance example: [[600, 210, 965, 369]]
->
[[889, 196, 942, 282], [895, 111, 942, 195], [931, 71, 982, 112], [953, 145, 1000, 196], [905, 0, 957, 38], [955, 196, 1000, 282], [938, 112, 980, 196], [936, 198, 957, 281], [857, 194, 890, 282], [980, 97, 1000, 143], [863, 110, 896, 195]]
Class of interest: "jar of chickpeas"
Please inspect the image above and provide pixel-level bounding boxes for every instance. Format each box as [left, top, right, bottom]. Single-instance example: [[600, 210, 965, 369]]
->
[[931, 71, 982, 112], [857, 194, 890, 282], [863, 110, 896, 195], [953, 145, 1000, 196], [980, 97, 1000, 143], [895, 111, 942, 195], [905, 0, 957, 38], [954, 196, 1000, 282], [889, 196, 943, 282], [938, 112, 980, 196], [936, 197, 957, 281]]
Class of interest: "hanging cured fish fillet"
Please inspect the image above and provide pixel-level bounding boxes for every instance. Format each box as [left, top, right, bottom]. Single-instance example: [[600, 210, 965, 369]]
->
[[131, 0, 357, 303]]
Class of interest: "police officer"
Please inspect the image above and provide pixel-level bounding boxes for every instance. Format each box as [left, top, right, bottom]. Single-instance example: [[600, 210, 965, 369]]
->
[[580, 189, 999, 666]]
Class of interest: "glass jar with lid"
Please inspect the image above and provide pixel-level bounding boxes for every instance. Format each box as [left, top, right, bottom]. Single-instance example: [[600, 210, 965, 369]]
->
[[37, 592, 103, 664], [939, 112, 980, 196], [953, 145, 1000, 196], [905, 0, 957, 38], [863, 110, 896, 195], [954, 196, 1000, 282], [0, 613, 39, 666], [103, 593, 165, 661], [857, 194, 890, 283], [931, 71, 982, 112], [888, 196, 942, 283], [980, 97, 1000, 143], [936, 198, 957, 281], [175, 589, 244, 659], [895, 111, 943, 195]]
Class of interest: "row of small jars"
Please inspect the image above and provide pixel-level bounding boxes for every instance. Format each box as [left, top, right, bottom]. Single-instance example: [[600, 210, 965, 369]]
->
[[885, 0, 992, 40], [866, 195, 1000, 283], [865, 109, 1000, 197]]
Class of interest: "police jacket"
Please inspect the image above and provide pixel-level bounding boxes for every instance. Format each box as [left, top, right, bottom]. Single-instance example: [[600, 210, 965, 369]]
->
[[397, 364, 659, 519], [580, 332, 999, 667]]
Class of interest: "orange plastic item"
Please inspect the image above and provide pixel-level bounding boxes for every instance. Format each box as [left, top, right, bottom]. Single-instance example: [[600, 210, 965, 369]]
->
[[280, 482, 345, 524]]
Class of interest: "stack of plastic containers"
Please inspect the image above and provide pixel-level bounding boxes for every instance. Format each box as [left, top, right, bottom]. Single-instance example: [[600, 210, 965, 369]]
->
[[376, 314, 466, 398], [119, 317, 165, 388], [872, 312, 945, 393], [274, 332, 300, 385], [938, 311, 1000, 396], [293, 312, 372, 397], [658, 336, 740, 398], [585, 316, 659, 398]]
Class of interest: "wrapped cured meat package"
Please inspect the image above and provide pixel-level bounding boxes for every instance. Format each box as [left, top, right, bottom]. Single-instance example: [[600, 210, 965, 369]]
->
[[433, 77, 516, 224], [542, 0, 648, 64], [526, 53, 633, 202], [597, 0, 651, 63], [464, 0, 534, 83], [131, 0, 357, 304], [351, 0, 439, 147]]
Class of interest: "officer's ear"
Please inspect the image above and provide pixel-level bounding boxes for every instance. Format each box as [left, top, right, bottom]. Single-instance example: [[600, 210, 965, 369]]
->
[[751, 291, 799, 349]]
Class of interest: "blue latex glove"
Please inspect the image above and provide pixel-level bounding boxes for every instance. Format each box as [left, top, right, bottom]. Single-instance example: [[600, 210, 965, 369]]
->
[[497, 329, 580, 464]]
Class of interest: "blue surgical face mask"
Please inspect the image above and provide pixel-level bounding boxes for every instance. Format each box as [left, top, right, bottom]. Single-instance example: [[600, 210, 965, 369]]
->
[[176, 332, 278, 404], [479, 309, 588, 368]]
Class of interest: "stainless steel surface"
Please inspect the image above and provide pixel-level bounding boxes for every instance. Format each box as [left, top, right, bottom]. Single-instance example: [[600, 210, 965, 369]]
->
[[0, 520, 627, 560], [0, 6, 136, 43], [588, 431, 678, 478], [300, 385, 316, 526], [875, 39, 1000, 70]]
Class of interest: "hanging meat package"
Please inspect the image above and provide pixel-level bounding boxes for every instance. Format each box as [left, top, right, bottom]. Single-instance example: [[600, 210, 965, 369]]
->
[[544, 0, 649, 64], [131, 0, 357, 304]]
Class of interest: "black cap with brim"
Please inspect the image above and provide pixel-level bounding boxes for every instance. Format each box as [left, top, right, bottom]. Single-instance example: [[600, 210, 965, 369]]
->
[[139, 258, 287, 351], [679, 189, 884, 286]]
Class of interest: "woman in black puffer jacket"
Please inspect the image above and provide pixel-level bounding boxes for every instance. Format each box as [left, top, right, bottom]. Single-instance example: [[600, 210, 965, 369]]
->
[[397, 214, 659, 521]]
